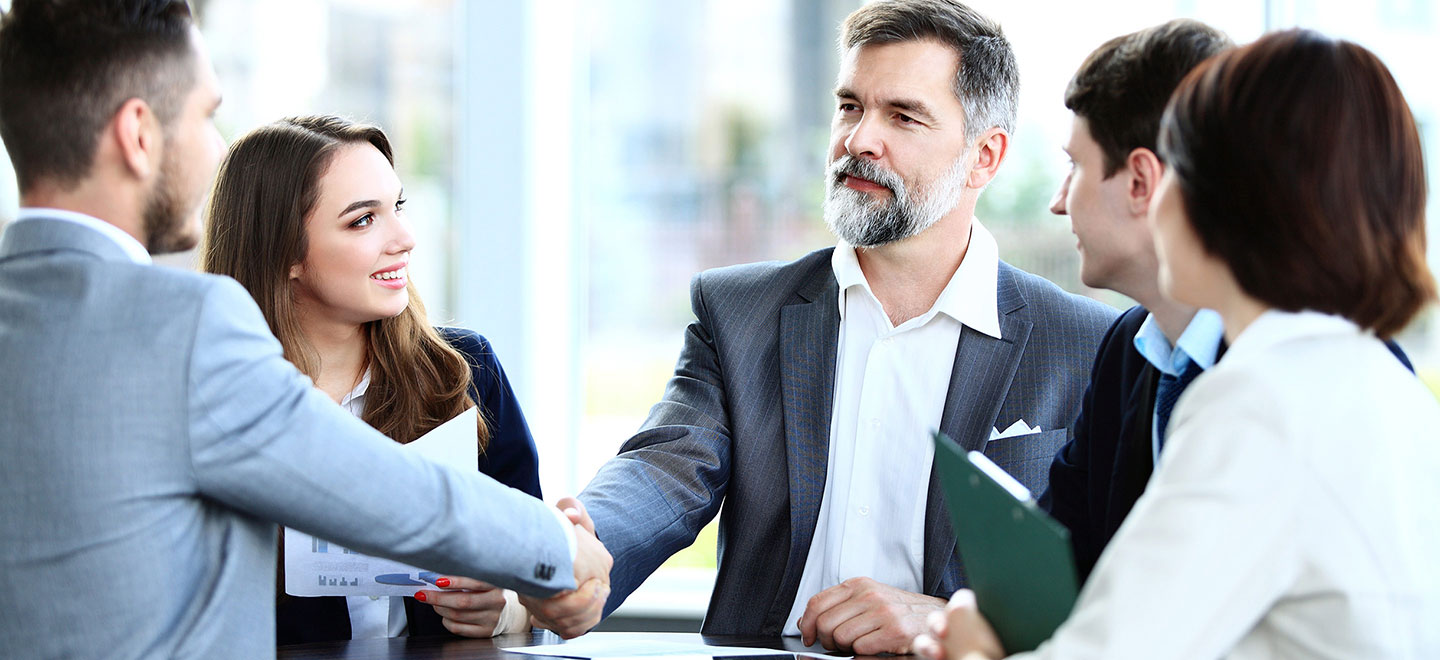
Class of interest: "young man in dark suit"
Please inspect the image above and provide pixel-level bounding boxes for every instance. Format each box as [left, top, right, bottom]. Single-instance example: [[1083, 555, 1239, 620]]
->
[[1037, 19, 1235, 583], [1037, 19, 1412, 583]]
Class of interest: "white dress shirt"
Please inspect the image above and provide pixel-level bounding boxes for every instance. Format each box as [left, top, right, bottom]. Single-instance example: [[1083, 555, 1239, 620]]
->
[[1017, 310, 1440, 659], [784, 220, 1002, 635], [13, 207, 151, 264]]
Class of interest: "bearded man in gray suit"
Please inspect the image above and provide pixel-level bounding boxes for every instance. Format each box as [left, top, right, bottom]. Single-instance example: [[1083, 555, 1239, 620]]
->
[[574, 0, 1116, 654], [0, 2, 609, 657]]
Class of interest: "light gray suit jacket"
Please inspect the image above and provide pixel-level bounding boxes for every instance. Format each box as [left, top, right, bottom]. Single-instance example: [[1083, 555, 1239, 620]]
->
[[0, 218, 574, 659], [580, 247, 1116, 635]]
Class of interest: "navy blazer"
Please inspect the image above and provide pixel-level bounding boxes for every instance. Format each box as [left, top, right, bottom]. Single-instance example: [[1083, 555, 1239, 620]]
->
[[276, 328, 541, 644], [1040, 306, 1414, 584]]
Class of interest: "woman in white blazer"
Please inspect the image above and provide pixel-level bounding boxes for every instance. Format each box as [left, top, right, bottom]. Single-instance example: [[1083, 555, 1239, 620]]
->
[[919, 28, 1440, 659]]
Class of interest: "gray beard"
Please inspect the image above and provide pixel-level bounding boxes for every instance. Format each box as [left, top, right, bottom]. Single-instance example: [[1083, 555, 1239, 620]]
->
[[823, 154, 967, 248]]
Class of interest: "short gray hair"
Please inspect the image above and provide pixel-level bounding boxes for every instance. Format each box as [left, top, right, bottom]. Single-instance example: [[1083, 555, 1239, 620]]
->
[[840, 0, 1019, 142]]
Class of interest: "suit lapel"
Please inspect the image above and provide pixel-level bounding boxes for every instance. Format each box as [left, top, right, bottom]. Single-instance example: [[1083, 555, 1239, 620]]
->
[[923, 265, 1032, 594], [765, 262, 840, 626]]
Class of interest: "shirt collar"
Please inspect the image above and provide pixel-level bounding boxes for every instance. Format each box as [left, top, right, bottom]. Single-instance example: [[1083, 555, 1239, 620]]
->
[[829, 218, 1002, 339], [1133, 307, 1224, 376], [339, 368, 372, 411], [1223, 309, 1362, 365], [14, 207, 151, 265]]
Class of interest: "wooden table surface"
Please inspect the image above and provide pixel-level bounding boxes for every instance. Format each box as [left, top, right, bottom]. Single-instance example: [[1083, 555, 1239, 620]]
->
[[277, 630, 875, 660]]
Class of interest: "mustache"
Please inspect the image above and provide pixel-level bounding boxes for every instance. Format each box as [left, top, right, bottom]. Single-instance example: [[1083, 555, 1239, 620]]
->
[[828, 155, 905, 196]]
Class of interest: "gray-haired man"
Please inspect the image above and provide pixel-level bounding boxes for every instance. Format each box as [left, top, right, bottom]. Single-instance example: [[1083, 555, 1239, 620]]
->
[[574, 0, 1116, 653]]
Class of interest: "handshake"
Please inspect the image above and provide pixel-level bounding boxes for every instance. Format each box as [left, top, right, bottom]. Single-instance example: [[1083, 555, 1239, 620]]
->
[[418, 496, 613, 639], [519, 496, 614, 638]]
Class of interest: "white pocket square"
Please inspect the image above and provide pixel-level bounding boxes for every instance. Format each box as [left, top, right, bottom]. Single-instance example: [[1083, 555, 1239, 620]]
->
[[989, 419, 1042, 441]]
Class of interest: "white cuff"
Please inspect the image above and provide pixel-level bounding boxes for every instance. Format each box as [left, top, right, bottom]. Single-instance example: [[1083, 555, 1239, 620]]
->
[[491, 589, 531, 636], [547, 505, 578, 560]]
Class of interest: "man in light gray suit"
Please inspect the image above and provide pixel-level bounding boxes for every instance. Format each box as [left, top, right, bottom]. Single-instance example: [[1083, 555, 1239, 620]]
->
[[575, 0, 1116, 654], [0, 2, 609, 657]]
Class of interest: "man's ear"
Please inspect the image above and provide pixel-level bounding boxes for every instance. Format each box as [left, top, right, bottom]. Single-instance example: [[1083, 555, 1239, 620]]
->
[[110, 98, 162, 181], [1125, 147, 1164, 216], [966, 127, 1010, 189]]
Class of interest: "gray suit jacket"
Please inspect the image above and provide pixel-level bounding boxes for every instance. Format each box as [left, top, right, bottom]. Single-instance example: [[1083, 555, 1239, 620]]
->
[[580, 247, 1116, 635], [0, 218, 575, 659]]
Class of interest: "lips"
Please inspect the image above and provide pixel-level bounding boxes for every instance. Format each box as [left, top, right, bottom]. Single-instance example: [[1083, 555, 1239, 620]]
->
[[370, 263, 408, 290], [842, 174, 890, 194]]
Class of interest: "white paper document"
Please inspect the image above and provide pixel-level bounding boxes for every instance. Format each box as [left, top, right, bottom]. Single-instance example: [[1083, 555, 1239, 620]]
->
[[502, 637, 849, 660], [283, 407, 478, 597]]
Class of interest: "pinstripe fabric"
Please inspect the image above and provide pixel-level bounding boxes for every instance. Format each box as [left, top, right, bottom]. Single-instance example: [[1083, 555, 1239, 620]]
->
[[580, 248, 1116, 635]]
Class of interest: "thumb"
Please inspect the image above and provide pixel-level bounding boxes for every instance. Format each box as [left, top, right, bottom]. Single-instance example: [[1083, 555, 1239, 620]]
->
[[556, 496, 595, 534]]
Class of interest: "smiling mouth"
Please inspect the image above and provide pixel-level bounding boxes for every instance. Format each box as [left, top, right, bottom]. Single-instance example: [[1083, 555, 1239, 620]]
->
[[371, 266, 407, 282]]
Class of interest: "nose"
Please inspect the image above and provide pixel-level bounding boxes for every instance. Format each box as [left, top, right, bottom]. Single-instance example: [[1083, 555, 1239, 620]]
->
[[388, 212, 416, 254], [843, 114, 883, 161], [1049, 172, 1071, 215]]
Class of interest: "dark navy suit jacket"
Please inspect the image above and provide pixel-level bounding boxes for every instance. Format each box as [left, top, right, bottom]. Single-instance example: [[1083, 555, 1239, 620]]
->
[[1040, 305, 1413, 584], [276, 328, 541, 644]]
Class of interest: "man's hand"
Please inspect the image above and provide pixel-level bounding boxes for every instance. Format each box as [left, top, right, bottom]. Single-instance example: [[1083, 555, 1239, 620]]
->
[[796, 577, 946, 654], [518, 497, 612, 638], [416, 576, 515, 637], [912, 590, 1004, 660]]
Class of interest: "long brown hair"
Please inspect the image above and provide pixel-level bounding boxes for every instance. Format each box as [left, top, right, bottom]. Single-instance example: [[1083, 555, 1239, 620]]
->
[[201, 115, 488, 447]]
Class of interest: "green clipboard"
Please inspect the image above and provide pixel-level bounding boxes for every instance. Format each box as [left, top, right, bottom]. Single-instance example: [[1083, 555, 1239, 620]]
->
[[932, 431, 1079, 653]]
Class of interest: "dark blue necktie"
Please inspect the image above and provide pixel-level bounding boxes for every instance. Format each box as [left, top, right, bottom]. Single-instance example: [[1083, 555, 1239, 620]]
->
[[1154, 359, 1205, 453]]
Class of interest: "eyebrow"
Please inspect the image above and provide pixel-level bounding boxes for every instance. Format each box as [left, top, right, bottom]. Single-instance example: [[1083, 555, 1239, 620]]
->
[[833, 87, 936, 122], [338, 189, 405, 219], [339, 199, 382, 218]]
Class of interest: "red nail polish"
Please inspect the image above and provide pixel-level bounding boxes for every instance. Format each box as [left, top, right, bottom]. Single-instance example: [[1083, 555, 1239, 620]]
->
[[414, 591, 427, 602], [435, 578, 451, 588]]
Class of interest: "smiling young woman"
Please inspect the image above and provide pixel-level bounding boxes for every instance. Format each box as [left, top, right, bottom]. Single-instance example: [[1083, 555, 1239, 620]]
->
[[200, 115, 542, 643]]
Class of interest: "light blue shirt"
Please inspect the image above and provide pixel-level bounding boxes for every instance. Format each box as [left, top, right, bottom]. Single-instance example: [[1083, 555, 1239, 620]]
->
[[1133, 308, 1224, 460]]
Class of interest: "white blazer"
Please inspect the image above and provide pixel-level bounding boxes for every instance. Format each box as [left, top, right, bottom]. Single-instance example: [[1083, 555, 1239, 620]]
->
[[1019, 310, 1440, 659]]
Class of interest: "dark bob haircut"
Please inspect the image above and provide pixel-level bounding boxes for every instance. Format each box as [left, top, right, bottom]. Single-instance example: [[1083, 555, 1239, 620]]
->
[[1159, 29, 1435, 337]]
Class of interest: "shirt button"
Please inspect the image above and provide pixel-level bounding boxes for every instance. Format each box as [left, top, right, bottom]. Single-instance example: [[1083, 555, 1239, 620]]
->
[[858, 505, 870, 516], [882, 337, 894, 345], [870, 418, 881, 428]]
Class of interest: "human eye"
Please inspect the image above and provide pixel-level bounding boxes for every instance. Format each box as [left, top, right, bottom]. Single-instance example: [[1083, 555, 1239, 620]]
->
[[349, 213, 374, 228], [896, 112, 918, 125], [838, 101, 860, 114], [395, 197, 407, 213]]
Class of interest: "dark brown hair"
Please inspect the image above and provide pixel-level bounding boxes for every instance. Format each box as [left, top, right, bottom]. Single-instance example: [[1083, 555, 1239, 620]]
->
[[0, 0, 195, 192], [201, 116, 488, 447], [1065, 19, 1231, 177], [840, 0, 1017, 142], [1159, 29, 1435, 337]]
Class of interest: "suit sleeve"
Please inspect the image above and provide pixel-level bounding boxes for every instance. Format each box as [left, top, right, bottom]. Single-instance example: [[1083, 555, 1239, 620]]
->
[[579, 272, 733, 616], [184, 278, 575, 597]]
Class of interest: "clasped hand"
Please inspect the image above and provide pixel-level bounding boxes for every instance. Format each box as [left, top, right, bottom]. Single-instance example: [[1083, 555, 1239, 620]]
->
[[518, 496, 613, 638], [418, 496, 612, 639]]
